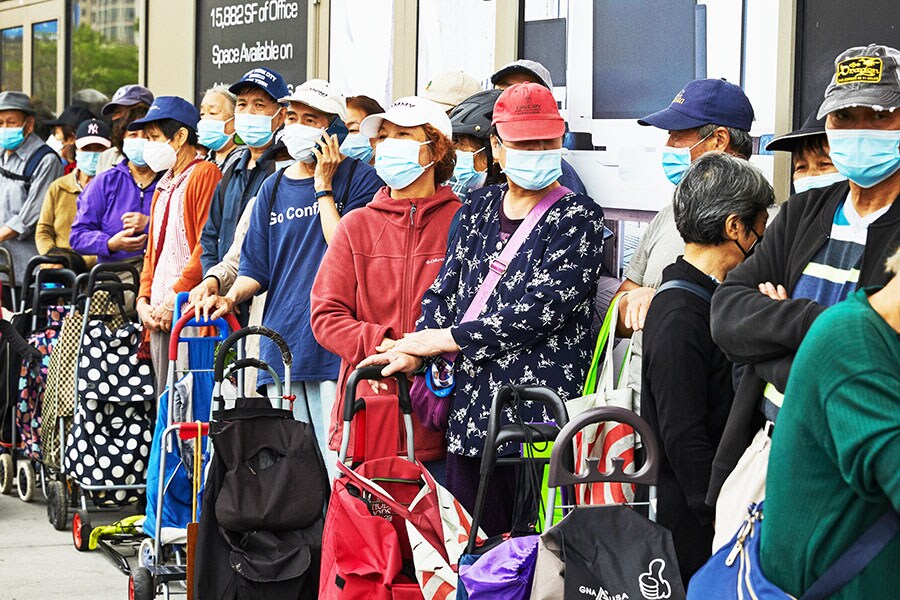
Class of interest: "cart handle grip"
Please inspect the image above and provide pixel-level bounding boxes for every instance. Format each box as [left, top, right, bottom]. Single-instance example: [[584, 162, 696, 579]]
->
[[214, 325, 293, 381], [86, 262, 140, 296], [175, 422, 209, 440], [168, 309, 241, 360], [547, 406, 659, 488], [343, 366, 412, 422]]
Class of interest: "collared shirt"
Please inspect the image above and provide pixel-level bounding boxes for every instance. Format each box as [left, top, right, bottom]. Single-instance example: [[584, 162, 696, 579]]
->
[[199, 148, 273, 273], [0, 133, 63, 283]]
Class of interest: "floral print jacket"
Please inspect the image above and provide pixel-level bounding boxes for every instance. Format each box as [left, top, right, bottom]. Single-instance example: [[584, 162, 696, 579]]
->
[[417, 184, 606, 457]]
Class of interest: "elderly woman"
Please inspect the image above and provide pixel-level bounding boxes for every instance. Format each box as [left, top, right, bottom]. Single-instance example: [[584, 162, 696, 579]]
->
[[70, 105, 159, 269], [639, 152, 774, 584], [360, 83, 606, 534], [132, 96, 222, 394], [311, 97, 458, 473], [197, 85, 239, 171], [760, 245, 900, 597], [340, 95, 384, 165]]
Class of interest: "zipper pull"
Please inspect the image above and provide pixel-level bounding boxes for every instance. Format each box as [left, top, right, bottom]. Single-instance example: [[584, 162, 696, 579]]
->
[[410, 204, 417, 226]]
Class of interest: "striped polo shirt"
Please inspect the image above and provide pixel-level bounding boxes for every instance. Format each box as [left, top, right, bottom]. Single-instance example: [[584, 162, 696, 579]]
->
[[762, 196, 890, 419]]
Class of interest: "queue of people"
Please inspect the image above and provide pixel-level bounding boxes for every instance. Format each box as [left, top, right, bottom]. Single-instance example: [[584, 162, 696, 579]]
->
[[0, 42, 897, 598]]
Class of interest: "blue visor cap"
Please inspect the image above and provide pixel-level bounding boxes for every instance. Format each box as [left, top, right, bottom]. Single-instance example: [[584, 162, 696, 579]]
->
[[638, 78, 755, 132], [128, 96, 201, 132], [228, 67, 289, 103]]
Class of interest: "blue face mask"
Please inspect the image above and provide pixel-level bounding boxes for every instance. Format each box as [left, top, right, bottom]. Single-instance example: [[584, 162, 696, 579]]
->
[[197, 118, 233, 152], [234, 112, 276, 148], [661, 132, 713, 185], [500, 143, 562, 191], [123, 137, 147, 167], [0, 127, 25, 151], [792, 171, 847, 194], [826, 128, 900, 189], [340, 132, 374, 163], [76, 150, 101, 176], [451, 148, 487, 192], [375, 138, 432, 190]]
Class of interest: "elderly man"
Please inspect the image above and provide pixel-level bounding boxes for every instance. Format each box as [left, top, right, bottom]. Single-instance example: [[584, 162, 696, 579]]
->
[[0, 91, 63, 289], [614, 78, 755, 418], [708, 43, 900, 505], [198, 67, 287, 276]]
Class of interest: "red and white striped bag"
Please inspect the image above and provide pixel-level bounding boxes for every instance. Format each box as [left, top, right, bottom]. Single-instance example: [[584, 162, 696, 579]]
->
[[565, 296, 636, 505]]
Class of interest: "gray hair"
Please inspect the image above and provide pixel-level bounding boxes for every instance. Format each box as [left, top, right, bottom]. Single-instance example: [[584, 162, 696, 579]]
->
[[674, 152, 775, 245], [698, 123, 753, 159], [203, 85, 237, 113]]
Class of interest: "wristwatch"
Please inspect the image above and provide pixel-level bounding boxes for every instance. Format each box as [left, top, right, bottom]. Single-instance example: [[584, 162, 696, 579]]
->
[[315, 189, 334, 200]]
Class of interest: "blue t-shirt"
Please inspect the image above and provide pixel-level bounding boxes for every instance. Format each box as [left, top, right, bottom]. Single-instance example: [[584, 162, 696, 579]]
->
[[239, 158, 384, 385]]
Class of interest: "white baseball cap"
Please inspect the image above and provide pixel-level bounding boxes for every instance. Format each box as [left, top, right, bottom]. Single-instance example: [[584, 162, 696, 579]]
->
[[359, 96, 453, 139], [422, 70, 482, 110], [278, 79, 347, 121]]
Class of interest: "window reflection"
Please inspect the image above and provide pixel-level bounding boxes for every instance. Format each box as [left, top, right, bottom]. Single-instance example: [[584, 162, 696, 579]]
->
[[70, 0, 139, 103], [1, 26, 24, 92], [32, 21, 58, 110]]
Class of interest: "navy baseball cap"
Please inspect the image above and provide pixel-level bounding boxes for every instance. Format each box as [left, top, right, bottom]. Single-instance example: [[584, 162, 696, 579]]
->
[[228, 68, 289, 103], [101, 84, 154, 116], [128, 96, 201, 131], [638, 78, 755, 132]]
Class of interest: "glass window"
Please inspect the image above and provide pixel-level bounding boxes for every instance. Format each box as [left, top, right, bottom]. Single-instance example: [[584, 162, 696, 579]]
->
[[70, 0, 140, 103], [32, 21, 58, 111], [416, 0, 496, 94], [1, 26, 24, 92], [329, 0, 394, 107]]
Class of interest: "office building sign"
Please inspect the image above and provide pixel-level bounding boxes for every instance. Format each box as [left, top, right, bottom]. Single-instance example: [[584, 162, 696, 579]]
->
[[196, 0, 307, 101]]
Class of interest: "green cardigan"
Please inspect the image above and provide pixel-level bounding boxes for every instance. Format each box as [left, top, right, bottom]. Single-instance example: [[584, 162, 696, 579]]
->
[[760, 288, 900, 597]]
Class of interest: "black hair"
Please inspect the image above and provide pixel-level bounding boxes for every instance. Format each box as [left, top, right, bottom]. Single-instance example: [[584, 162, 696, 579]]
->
[[796, 133, 829, 158], [152, 118, 199, 147]]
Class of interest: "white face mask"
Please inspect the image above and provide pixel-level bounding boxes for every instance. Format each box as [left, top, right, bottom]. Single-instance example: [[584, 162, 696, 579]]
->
[[281, 123, 324, 163], [46, 134, 64, 154], [143, 140, 178, 173], [792, 171, 847, 194]]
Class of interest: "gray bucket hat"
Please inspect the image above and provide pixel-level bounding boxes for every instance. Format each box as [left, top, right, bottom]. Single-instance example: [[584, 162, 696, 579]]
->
[[0, 91, 34, 115], [817, 44, 900, 119]]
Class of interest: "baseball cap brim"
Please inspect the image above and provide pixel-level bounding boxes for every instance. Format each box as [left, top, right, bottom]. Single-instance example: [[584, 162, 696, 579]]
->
[[495, 118, 565, 142], [359, 113, 430, 139], [75, 136, 111, 149], [229, 80, 282, 103], [101, 99, 142, 116], [817, 90, 900, 119], [637, 106, 709, 130], [278, 90, 345, 120], [765, 128, 825, 152], [127, 114, 190, 131]]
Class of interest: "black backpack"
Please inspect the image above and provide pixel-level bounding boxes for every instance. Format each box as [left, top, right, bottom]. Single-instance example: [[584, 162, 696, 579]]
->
[[0, 144, 59, 190]]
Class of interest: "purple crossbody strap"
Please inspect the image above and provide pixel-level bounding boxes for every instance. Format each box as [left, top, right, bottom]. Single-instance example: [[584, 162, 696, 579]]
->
[[444, 185, 572, 361]]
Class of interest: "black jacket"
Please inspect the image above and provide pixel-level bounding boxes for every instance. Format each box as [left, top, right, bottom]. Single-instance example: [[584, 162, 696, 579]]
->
[[707, 181, 900, 504], [641, 257, 734, 582]]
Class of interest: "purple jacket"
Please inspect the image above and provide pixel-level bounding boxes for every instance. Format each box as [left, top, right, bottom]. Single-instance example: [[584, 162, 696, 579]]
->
[[70, 160, 157, 262]]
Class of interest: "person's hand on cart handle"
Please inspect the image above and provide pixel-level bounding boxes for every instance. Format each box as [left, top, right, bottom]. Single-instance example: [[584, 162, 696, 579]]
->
[[202, 294, 236, 322], [369, 337, 398, 393], [188, 277, 220, 310], [358, 350, 424, 378], [390, 328, 459, 357], [149, 293, 176, 332]]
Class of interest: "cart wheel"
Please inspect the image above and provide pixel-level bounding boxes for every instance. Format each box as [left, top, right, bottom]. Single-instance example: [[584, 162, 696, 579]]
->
[[0, 454, 12, 495], [47, 480, 68, 530], [16, 460, 35, 502], [138, 537, 156, 569], [129, 566, 155, 600], [72, 509, 92, 551]]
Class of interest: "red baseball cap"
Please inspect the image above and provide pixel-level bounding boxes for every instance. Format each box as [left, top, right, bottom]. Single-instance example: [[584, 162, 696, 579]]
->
[[491, 82, 565, 142]]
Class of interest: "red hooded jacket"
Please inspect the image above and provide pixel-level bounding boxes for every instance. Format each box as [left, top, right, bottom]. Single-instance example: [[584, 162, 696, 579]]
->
[[311, 184, 460, 462]]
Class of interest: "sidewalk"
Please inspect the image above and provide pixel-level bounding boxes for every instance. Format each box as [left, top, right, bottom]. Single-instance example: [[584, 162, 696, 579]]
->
[[0, 489, 130, 600]]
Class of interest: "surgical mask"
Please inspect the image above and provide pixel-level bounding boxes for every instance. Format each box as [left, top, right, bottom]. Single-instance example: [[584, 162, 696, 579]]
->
[[143, 140, 177, 173], [660, 132, 714, 185], [123, 137, 147, 167], [234, 112, 276, 148], [375, 138, 432, 189], [197, 118, 233, 152], [792, 171, 847, 194], [275, 158, 298, 171], [451, 148, 487, 191], [76, 150, 101, 176], [826, 128, 900, 189], [734, 228, 762, 259], [281, 123, 324, 163], [0, 127, 25, 151], [46, 134, 64, 154], [340, 132, 374, 163], [500, 143, 563, 191]]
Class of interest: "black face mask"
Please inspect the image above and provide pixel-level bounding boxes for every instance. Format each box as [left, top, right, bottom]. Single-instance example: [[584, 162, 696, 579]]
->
[[734, 227, 763, 258]]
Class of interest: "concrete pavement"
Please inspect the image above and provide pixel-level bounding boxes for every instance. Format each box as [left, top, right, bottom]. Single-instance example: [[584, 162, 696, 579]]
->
[[0, 486, 134, 600]]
